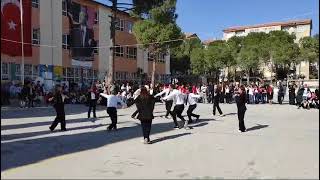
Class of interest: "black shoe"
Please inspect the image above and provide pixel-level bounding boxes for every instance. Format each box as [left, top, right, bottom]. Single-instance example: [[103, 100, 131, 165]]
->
[[173, 126, 179, 130], [196, 115, 200, 121], [61, 128, 67, 131], [188, 120, 193, 124], [49, 127, 54, 132]]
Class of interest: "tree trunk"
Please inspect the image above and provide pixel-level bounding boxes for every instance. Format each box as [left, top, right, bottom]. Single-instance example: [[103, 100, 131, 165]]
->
[[247, 71, 250, 85], [270, 56, 273, 81], [151, 54, 157, 87]]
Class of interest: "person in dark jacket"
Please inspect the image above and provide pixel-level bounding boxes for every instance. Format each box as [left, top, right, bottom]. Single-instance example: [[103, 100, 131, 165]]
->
[[288, 83, 296, 105], [87, 85, 99, 118], [296, 86, 305, 109], [213, 85, 224, 117], [49, 85, 68, 132], [128, 87, 156, 144], [277, 82, 285, 104], [236, 85, 247, 132]]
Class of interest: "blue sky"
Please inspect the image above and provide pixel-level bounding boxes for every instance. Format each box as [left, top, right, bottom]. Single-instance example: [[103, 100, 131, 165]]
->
[[96, 0, 319, 41]]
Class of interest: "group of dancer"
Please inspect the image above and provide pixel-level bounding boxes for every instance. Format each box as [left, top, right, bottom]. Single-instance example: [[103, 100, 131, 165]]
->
[[48, 83, 248, 144]]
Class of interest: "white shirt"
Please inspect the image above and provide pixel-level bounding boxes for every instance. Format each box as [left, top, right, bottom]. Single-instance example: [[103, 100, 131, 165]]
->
[[100, 93, 126, 108], [133, 89, 141, 100], [91, 92, 96, 100], [248, 88, 254, 95], [154, 88, 171, 98], [186, 93, 201, 105], [201, 86, 207, 93], [126, 85, 131, 92], [163, 89, 186, 105]]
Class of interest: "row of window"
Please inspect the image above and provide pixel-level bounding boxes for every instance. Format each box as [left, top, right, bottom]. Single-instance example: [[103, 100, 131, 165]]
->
[[115, 72, 138, 80], [115, 46, 137, 59], [1, 63, 98, 82]]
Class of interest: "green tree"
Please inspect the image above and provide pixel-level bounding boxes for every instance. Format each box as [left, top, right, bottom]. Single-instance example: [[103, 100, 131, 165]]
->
[[237, 32, 269, 83], [171, 35, 202, 75], [190, 47, 206, 75], [299, 35, 319, 79], [227, 36, 244, 81], [205, 40, 232, 82], [265, 30, 298, 80], [133, 0, 182, 86]]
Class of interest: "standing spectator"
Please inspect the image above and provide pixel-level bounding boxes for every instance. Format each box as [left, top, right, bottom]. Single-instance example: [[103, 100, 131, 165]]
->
[[87, 85, 98, 119], [288, 83, 296, 105], [248, 85, 254, 104], [261, 85, 267, 104], [200, 84, 208, 103], [267, 84, 274, 104], [277, 82, 285, 104], [225, 85, 231, 104]]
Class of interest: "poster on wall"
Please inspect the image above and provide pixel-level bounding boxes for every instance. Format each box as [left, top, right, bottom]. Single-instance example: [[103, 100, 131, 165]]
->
[[66, 0, 97, 62], [39, 65, 53, 80]]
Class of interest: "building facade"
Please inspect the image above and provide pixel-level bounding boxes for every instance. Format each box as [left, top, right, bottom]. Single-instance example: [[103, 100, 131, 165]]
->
[[223, 19, 313, 80], [1, 0, 170, 89]]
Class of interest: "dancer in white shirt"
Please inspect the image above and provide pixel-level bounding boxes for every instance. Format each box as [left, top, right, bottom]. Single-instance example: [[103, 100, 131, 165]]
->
[[100, 91, 127, 131], [162, 85, 190, 130], [186, 87, 201, 124], [154, 84, 173, 118]]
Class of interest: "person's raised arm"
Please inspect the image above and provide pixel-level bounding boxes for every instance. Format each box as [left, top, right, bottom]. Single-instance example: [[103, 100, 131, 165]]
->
[[162, 91, 176, 101]]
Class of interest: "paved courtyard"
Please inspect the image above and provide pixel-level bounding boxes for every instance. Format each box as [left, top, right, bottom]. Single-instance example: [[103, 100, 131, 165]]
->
[[1, 103, 319, 179]]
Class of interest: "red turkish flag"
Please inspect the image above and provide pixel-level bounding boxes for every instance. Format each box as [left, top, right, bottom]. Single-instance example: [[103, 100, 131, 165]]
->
[[1, 0, 32, 56]]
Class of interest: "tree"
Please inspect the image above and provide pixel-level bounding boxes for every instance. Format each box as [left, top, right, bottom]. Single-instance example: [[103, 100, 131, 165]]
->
[[205, 40, 232, 82], [265, 30, 299, 80], [299, 35, 319, 79], [171, 35, 202, 74], [190, 47, 206, 75], [227, 36, 244, 81], [237, 32, 269, 83], [133, 0, 182, 86]]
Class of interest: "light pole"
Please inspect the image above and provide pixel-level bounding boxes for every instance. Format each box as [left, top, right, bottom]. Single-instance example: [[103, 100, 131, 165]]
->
[[20, 0, 25, 85]]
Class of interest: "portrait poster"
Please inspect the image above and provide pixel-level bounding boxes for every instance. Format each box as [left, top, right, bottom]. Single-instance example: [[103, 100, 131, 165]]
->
[[67, 0, 97, 62]]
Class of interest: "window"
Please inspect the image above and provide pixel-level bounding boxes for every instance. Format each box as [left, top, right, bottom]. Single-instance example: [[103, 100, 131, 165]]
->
[[15, 64, 21, 75], [62, 34, 70, 49], [24, 64, 32, 76], [94, 41, 99, 54], [127, 21, 133, 33], [62, 0, 67, 16], [32, 65, 39, 76], [148, 52, 155, 61], [126, 47, 137, 59], [32, 28, 40, 45], [115, 45, 124, 57], [94, 11, 99, 24], [157, 53, 166, 63], [32, 0, 39, 8], [1, 63, 9, 80], [115, 18, 125, 31]]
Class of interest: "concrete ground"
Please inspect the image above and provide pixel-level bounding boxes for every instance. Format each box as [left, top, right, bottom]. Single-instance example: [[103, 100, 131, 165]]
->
[[1, 102, 319, 179]]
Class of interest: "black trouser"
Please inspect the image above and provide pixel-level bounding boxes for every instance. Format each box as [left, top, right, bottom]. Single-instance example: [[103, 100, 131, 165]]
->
[[237, 108, 246, 132], [187, 104, 198, 122], [107, 107, 117, 130], [141, 120, 152, 141], [226, 93, 231, 104], [88, 100, 97, 118], [213, 101, 223, 115], [171, 104, 185, 127], [50, 104, 66, 130], [289, 93, 296, 105], [278, 94, 284, 104], [165, 100, 173, 117], [28, 96, 34, 107]]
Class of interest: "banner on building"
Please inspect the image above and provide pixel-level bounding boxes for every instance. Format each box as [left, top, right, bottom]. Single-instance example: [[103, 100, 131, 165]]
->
[[1, 0, 32, 56], [67, 0, 97, 62]]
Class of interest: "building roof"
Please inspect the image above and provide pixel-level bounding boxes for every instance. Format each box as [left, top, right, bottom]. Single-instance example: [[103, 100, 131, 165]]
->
[[202, 39, 220, 45], [184, 33, 198, 38], [223, 19, 312, 33]]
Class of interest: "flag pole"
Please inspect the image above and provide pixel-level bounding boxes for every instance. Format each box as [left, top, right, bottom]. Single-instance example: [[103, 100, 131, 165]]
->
[[20, 0, 25, 85]]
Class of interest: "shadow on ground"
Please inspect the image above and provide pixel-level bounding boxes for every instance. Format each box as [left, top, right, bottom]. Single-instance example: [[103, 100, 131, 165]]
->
[[1, 118, 213, 172], [1, 104, 110, 119], [246, 124, 269, 132]]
